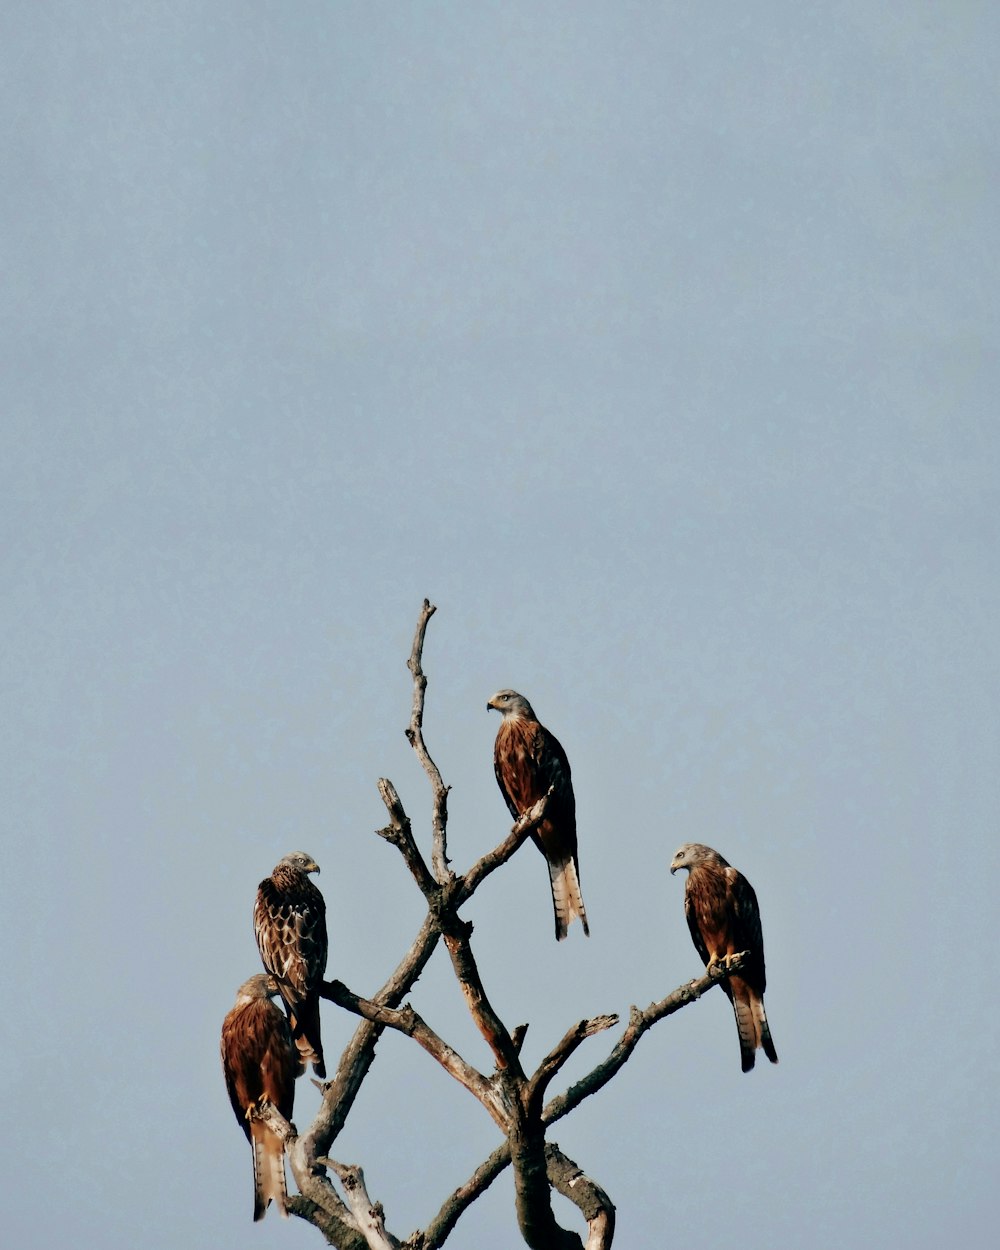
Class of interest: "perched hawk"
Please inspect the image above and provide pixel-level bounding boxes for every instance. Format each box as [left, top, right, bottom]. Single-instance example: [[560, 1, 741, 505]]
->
[[220, 973, 301, 1221], [670, 842, 778, 1073], [254, 852, 328, 1078], [488, 689, 589, 940]]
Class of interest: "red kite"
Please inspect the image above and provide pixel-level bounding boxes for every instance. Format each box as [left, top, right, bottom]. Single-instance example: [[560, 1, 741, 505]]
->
[[254, 852, 328, 1077], [488, 689, 589, 940], [670, 842, 778, 1072], [220, 973, 300, 1221]]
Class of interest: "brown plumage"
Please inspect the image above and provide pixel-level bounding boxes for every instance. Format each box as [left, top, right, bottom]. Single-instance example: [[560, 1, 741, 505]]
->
[[221, 973, 301, 1221], [254, 852, 328, 1078], [488, 689, 589, 940], [670, 842, 778, 1073]]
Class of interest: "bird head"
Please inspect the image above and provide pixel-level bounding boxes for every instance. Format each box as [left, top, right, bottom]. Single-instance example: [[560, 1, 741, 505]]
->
[[487, 689, 536, 719], [277, 851, 320, 875], [233, 973, 280, 1005], [670, 843, 725, 874]]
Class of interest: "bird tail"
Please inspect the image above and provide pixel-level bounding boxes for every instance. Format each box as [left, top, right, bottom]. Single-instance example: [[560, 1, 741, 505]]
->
[[251, 1125, 289, 1222], [730, 979, 778, 1072], [756, 996, 778, 1065], [288, 998, 326, 1079], [730, 980, 759, 1073], [548, 856, 590, 941]]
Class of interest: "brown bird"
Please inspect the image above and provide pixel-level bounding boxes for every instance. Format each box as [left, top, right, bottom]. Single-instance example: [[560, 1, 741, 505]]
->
[[670, 842, 778, 1072], [220, 973, 301, 1221], [488, 689, 589, 940], [254, 852, 328, 1077]]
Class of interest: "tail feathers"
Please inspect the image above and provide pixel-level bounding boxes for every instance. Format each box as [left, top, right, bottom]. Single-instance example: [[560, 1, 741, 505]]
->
[[730, 980, 778, 1072], [730, 989, 758, 1073], [288, 999, 325, 1078], [756, 998, 779, 1065], [548, 856, 590, 941], [251, 1126, 288, 1222]]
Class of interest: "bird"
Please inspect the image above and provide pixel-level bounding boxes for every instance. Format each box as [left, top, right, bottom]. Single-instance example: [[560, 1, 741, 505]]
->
[[670, 842, 778, 1072], [254, 852, 328, 1078], [488, 689, 589, 940], [220, 973, 301, 1221]]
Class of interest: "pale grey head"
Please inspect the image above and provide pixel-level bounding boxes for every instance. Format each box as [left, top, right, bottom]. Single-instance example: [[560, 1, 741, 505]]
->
[[670, 842, 729, 874], [486, 689, 537, 720], [232, 972, 281, 1005], [274, 851, 320, 875]]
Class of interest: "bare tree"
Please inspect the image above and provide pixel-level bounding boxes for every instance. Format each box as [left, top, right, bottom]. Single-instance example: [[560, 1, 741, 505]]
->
[[250, 600, 749, 1249]]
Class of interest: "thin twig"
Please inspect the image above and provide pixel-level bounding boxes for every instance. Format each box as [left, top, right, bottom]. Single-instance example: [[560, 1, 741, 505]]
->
[[404, 599, 452, 883], [376, 777, 437, 897], [457, 787, 554, 903]]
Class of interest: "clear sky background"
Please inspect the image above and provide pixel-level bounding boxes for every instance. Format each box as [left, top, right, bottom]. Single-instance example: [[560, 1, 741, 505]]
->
[[3, 4, 997, 1248]]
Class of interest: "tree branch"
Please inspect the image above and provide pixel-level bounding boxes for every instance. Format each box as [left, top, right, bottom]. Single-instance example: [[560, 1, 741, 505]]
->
[[254, 1102, 362, 1245], [287, 1195, 370, 1250], [319, 978, 495, 1112], [525, 1015, 619, 1116], [456, 787, 554, 903], [545, 1145, 615, 1250], [418, 1140, 513, 1250], [299, 915, 441, 1166], [508, 1121, 582, 1250], [543, 954, 753, 1127], [375, 776, 437, 898], [322, 1161, 401, 1250], [439, 917, 523, 1083], [404, 599, 452, 883]]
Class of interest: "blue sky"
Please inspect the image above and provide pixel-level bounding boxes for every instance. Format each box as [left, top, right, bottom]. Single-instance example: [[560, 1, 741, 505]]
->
[[2, 4, 997, 1248]]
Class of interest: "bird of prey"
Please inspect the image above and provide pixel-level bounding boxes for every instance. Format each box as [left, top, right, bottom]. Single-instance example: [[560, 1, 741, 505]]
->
[[220, 973, 301, 1221], [670, 842, 778, 1072], [254, 852, 328, 1078], [488, 689, 589, 940]]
